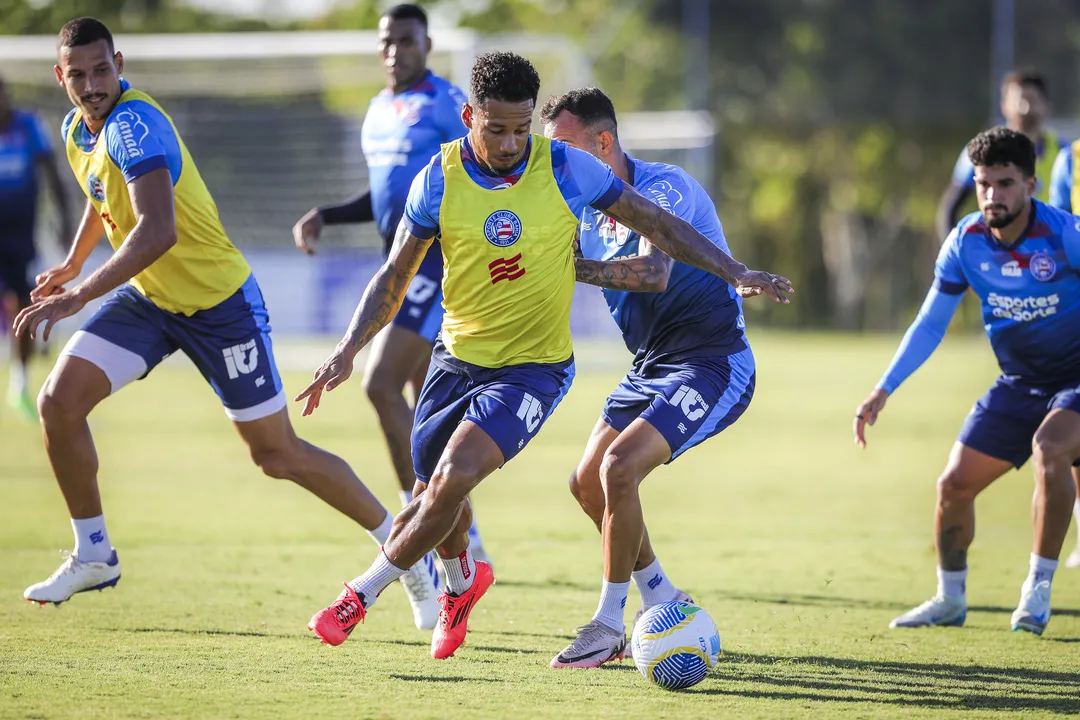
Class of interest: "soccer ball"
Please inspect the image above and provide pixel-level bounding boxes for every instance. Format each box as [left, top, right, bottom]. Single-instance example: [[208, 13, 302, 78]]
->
[[630, 601, 721, 690]]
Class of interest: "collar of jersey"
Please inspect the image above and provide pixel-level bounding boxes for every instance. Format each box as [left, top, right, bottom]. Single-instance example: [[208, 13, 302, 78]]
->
[[382, 70, 433, 97], [72, 78, 133, 151], [461, 135, 531, 187], [984, 199, 1039, 251]]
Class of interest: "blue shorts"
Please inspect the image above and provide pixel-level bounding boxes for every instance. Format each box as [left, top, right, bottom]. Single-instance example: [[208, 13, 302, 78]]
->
[[61, 274, 286, 422], [390, 242, 443, 344], [411, 344, 575, 483], [602, 347, 756, 462], [0, 252, 32, 302], [959, 377, 1080, 468]]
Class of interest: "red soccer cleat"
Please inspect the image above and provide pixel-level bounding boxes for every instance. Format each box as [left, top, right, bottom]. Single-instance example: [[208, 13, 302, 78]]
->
[[308, 583, 366, 646], [430, 561, 495, 659]]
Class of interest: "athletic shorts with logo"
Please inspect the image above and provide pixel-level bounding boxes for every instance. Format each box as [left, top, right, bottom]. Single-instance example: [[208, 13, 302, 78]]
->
[[61, 274, 285, 421], [602, 347, 756, 462], [411, 340, 575, 483]]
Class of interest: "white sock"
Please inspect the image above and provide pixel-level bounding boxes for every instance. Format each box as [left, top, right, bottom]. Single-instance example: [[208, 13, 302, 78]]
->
[[365, 511, 393, 547], [9, 363, 27, 395], [936, 567, 967, 599], [1027, 553, 1058, 587], [439, 548, 476, 595], [632, 558, 678, 608], [347, 550, 408, 609], [592, 579, 631, 633], [71, 515, 112, 562], [399, 490, 413, 508]]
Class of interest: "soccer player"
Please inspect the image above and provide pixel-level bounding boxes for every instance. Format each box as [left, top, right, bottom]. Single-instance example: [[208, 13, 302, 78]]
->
[[1044, 142, 1080, 569], [0, 75, 73, 419], [937, 71, 1063, 241], [300, 51, 792, 660], [856, 127, 1080, 636], [16, 18, 437, 626], [538, 88, 754, 667], [291, 4, 492, 574]]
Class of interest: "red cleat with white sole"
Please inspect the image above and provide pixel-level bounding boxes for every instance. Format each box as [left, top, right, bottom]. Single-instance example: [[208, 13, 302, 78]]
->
[[430, 561, 495, 659], [308, 583, 366, 646]]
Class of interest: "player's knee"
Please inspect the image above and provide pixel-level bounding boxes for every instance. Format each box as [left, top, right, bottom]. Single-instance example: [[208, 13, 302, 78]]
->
[[569, 469, 604, 518], [250, 444, 304, 482], [426, 462, 476, 509], [599, 452, 641, 503], [361, 365, 401, 409], [1031, 434, 1075, 480], [37, 381, 87, 429], [936, 467, 978, 503]]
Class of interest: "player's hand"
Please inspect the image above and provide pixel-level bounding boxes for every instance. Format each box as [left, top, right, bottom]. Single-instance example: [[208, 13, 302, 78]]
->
[[13, 289, 87, 342], [292, 208, 325, 256], [294, 343, 357, 416], [734, 269, 794, 304], [853, 388, 890, 448], [31, 262, 80, 302]]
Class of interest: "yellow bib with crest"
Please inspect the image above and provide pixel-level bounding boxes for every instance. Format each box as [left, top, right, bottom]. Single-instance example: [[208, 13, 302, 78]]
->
[[438, 136, 580, 367], [64, 87, 249, 315]]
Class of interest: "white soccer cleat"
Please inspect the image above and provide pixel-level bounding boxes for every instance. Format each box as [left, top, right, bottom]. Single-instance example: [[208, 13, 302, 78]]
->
[[624, 589, 693, 659], [1064, 546, 1080, 569], [1011, 580, 1051, 636], [889, 595, 966, 628], [399, 552, 440, 630], [550, 620, 627, 669], [24, 550, 121, 606]]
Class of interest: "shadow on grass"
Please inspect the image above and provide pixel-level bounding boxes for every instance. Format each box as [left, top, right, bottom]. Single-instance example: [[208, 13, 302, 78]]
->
[[389, 674, 503, 684], [128, 627, 295, 639], [713, 591, 1080, 619], [689, 652, 1080, 713]]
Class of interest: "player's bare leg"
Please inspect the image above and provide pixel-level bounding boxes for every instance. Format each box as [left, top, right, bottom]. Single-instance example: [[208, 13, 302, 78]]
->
[[4, 290, 36, 419], [890, 443, 1011, 629], [309, 421, 500, 653], [553, 418, 670, 669], [1012, 409, 1080, 634], [24, 356, 120, 604], [1066, 467, 1080, 568]]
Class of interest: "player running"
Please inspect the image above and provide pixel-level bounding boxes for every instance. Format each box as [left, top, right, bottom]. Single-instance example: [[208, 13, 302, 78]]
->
[[937, 71, 1064, 241], [291, 4, 493, 576], [299, 52, 792, 660], [16, 18, 436, 624], [0, 74, 72, 419], [540, 88, 755, 667], [856, 127, 1080, 636]]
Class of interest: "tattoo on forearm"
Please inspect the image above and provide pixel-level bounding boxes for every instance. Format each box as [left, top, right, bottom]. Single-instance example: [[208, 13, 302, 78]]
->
[[575, 256, 668, 291], [343, 230, 431, 351]]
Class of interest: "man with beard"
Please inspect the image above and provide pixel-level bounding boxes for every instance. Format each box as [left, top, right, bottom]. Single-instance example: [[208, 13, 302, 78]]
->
[[855, 127, 1080, 636]]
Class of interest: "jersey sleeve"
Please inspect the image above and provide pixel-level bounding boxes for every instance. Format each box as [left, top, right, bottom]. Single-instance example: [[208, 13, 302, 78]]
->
[[60, 109, 77, 146], [403, 153, 445, 239], [933, 227, 968, 295], [876, 287, 964, 393], [104, 100, 183, 184], [642, 171, 698, 224], [950, 147, 975, 189], [1049, 147, 1073, 212], [436, 84, 468, 142], [551, 141, 623, 216]]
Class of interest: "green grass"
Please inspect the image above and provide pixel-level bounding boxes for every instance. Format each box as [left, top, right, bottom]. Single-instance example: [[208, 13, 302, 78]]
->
[[1, 332, 1078, 719]]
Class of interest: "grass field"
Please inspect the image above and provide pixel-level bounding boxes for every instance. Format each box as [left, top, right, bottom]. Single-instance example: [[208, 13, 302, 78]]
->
[[1, 332, 1079, 719]]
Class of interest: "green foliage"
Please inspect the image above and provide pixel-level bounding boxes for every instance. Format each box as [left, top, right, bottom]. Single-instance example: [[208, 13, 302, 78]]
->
[[0, 0, 280, 35]]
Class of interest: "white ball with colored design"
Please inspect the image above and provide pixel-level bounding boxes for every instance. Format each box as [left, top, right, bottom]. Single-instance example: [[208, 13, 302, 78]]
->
[[630, 601, 721, 690]]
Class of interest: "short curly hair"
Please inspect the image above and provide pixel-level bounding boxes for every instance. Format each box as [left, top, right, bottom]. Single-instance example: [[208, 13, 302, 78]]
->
[[470, 51, 541, 105], [967, 126, 1036, 177]]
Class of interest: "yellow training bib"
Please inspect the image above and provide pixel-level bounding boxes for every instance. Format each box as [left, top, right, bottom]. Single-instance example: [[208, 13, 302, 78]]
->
[[438, 136, 580, 367]]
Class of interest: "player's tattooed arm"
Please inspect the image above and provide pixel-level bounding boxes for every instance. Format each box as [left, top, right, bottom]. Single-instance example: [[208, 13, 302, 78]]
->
[[342, 221, 433, 353], [602, 185, 794, 303], [574, 237, 673, 292], [296, 220, 432, 415]]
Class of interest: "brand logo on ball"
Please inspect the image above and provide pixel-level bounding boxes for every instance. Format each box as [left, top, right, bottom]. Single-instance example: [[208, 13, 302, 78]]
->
[[87, 172, 105, 202], [484, 210, 523, 247], [1030, 252, 1056, 282]]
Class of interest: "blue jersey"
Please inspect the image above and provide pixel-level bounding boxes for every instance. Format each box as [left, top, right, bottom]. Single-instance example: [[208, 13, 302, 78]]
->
[[404, 136, 621, 238], [1049, 145, 1074, 212], [936, 201, 1080, 386], [0, 109, 53, 242], [361, 70, 467, 247], [577, 156, 746, 371]]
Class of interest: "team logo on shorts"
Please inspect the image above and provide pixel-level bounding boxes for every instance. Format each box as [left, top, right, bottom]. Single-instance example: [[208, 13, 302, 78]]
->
[[1029, 252, 1057, 282], [484, 210, 523, 248], [87, 173, 105, 202]]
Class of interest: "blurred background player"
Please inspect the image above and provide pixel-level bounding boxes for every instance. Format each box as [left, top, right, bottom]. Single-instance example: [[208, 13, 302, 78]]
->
[[855, 128, 1080, 636], [300, 51, 790, 660], [937, 70, 1064, 241], [1044, 138, 1080, 569], [0, 74, 72, 419], [290, 3, 492, 572], [17, 18, 439, 630], [541, 88, 758, 668]]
